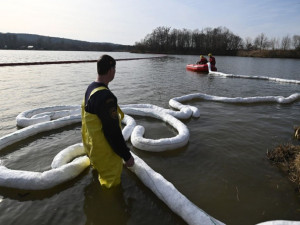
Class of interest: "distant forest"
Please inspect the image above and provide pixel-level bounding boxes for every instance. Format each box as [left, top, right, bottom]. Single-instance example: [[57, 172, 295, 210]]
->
[[1, 27, 300, 58], [0, 33, 133, 52], [134, 26, 300, 58]]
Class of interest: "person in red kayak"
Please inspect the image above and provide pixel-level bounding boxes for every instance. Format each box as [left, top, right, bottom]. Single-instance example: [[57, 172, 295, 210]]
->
[[196, 55, 208, 64], [208, 53, 216, 66]]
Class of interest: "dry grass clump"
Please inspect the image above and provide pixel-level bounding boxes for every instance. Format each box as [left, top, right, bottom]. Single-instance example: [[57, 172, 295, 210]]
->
[[267, 143, 300, 190], [290, 153, 300, 183], [295, 126, 300, 140]]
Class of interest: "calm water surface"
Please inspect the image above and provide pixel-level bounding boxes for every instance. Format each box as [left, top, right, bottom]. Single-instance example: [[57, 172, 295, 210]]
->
[[0, 50, 300, 225]]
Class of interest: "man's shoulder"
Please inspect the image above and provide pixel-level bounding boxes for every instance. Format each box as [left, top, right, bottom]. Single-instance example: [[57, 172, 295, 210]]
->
[[92, 88, 114, 101], [86, 89, 116, 113]]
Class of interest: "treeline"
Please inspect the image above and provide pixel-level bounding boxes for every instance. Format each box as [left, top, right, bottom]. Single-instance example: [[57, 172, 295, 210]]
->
[[134, 26, 300, 57], [0, 33, 133, 52], [2, 29, 300, 58]]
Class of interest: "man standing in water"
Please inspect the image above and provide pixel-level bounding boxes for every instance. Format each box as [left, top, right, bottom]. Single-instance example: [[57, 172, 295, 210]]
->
[[81, 54, 134, 188], [208, 53, 216, 66]]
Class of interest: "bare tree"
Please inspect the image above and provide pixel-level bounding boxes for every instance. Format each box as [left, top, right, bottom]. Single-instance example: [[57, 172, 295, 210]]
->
[[244, 37, 253, 50], [169, 29, 178, 50], [269, 37, 280, 50], [281, 35, 291, 50], [292, 35, 300, 50], [254, 33, 269, 50]]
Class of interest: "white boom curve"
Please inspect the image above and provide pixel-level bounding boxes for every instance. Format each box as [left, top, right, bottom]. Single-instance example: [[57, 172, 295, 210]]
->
[[129, 152, 225, 225], [207, 62, 300, 85], [1, 86, 300, 224]]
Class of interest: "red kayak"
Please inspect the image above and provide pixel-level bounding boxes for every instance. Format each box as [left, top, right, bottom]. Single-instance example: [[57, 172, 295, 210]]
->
[[186, 64, 217, 72]]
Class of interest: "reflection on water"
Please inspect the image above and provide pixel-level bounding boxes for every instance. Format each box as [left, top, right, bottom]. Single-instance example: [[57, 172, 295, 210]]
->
[[84, 170, 129, 225], [0, 50, 300, 225]]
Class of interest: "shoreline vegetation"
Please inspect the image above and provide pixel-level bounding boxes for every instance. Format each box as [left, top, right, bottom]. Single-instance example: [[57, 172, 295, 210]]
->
[[1, 26, 300, 59], [133, 26, 300, 59], [236, 50, 300, 59], [267, 128, 300, 192], [267, 143, 300, 191]]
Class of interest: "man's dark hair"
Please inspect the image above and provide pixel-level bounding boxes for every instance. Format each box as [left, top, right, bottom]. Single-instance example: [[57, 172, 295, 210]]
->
[[97, 55, 116, 75]]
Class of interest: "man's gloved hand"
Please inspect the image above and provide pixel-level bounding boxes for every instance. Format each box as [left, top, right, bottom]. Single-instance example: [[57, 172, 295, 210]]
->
[[125, 155, 134, 167]]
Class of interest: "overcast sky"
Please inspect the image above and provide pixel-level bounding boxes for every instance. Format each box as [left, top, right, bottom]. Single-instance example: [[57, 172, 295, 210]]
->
[[1, 0, 299, 45]]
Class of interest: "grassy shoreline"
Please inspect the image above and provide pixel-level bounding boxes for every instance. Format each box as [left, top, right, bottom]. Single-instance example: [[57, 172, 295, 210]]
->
[[131, 49, 300, 59], [237, 50, 300, 59]]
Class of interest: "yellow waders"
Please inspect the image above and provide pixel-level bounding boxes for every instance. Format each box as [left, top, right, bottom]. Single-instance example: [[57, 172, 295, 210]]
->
[[81, 86, 125, 188]]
